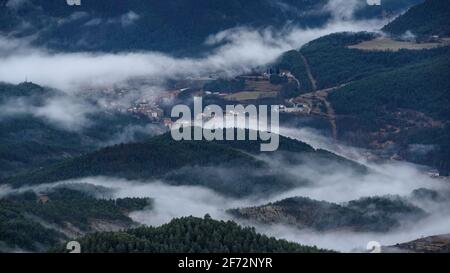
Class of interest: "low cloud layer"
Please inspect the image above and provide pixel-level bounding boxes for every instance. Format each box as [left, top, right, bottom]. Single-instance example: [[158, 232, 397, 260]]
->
[[0, 94, 96, 131], [0, 19, 386, 92], [325, 0, 365, 21], [2, 130, 448, 252], [0, 4, 387, 132], [1, 1, 438, 253]]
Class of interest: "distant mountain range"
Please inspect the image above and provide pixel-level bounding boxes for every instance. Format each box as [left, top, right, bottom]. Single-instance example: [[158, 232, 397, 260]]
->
[[0, 0, 423, 55]]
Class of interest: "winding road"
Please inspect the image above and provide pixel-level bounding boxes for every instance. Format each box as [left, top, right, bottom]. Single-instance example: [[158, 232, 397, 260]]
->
[[299, 53, 338, 140]]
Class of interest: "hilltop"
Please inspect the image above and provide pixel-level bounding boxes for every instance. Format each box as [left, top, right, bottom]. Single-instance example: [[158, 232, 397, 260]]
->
[[383, 0, 450, 37], [0, 82, 157, 179], [0, 129, 367, 197], [50, 215, 332, 253]]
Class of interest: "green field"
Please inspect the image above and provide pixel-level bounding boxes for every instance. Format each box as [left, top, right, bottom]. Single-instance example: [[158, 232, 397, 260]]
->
[[224, 91, 278, 101]]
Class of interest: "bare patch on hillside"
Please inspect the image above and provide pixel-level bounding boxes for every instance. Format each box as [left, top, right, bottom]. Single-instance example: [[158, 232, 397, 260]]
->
[[348, 37, 450, 51]]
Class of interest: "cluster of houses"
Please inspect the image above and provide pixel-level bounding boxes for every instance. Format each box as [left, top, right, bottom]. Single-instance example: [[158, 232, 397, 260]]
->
[[127, 102, 164, 121], [278, 103, 311, 114]]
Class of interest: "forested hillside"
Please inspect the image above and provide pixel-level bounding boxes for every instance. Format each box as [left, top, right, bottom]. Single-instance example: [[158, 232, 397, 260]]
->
[[51, 216, 331, 253], [329, 54, 450, 120], [274, 29, 450, 174], [0, 0, 422, 54], [0, 82, 156, 178], [0, 130, 367, 197], [388, 234, 450, 253], [383, 0, 450, 37], [0, 186, 151, 251], [0, 0, 328, 54], [277, 32, 449, 91], [229, 196, 426, 232], [327, 48, 450, 173]]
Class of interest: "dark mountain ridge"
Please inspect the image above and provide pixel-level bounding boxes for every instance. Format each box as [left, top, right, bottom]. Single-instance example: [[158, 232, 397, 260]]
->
[[383, 0, 450, 37], [0, 129, 367, 197], [274, 24, 450, 174], [229, 195, 426, 232], [50, 215, 332, 253], [0, 0, 423, 55]]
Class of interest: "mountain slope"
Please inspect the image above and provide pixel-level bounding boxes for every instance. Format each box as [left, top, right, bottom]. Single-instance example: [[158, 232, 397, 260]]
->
[[229, 196, 426, 232], [328, 52, 450, 173], [0, 186, 151, 252], [0, 130, 367, 197], [383, 0, 450, 37], [0, 0, 423, 55], [388, 234, 450, 253], [329, 54, 450, 120], [274, 30, 450, 174], [0, 0, 327, 54], [277, 31, 449, 91], [50, 215, 331, 253], [0, 82, 157, 179]]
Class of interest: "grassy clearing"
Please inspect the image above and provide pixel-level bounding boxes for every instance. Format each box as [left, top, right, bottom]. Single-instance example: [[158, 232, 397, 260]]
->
[[224, 91, 278, 101], [348, 37, 450, 51]]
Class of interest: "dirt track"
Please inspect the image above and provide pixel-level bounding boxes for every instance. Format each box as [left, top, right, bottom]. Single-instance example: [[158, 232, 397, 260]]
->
[[298, 53, 340, 139], [300, 53, 317, 91]]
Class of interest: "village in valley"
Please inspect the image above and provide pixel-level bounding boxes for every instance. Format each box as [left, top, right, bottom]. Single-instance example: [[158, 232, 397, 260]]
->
[[84, 44, 450, 180], [93, 68, 319, 130]]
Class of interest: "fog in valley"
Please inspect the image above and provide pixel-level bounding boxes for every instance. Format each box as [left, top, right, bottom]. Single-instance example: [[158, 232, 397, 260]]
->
[[1, 0, 448, 252], [1, 124, 448, 252]]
